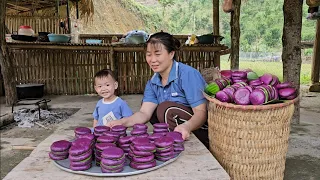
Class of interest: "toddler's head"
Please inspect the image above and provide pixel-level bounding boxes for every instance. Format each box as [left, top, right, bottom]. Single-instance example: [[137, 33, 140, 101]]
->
[[94, 69, 118, 101]]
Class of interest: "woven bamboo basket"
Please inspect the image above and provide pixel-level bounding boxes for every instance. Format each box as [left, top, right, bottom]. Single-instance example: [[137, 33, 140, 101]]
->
[[205, 94, 298, 180]]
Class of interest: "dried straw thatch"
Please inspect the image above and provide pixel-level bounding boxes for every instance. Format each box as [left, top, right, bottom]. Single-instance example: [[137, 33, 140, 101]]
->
[[6, 0, 94, 19]]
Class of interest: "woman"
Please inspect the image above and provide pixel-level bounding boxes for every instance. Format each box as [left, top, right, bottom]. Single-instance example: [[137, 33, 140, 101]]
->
[[107, 32, 209, 148]]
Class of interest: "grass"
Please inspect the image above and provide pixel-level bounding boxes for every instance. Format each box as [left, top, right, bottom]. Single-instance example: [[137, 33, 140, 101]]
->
[[219, 59, 312, 85]]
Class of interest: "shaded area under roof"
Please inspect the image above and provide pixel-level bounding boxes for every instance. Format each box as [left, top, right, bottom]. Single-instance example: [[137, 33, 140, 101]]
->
[[6, 0, 67, 14]]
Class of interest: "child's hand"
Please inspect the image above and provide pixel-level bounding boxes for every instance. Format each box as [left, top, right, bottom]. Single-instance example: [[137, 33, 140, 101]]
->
[[106, 120, 124, 127], [174, 122, 191, 140]]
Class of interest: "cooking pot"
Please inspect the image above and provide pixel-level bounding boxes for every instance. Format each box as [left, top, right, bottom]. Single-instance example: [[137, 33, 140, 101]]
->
[[16, 84, 44, 99], [38, 32, 50, 42]]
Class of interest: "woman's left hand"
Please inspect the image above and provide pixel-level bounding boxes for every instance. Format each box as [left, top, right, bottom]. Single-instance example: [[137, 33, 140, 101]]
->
[[174, 122, 191, 140]]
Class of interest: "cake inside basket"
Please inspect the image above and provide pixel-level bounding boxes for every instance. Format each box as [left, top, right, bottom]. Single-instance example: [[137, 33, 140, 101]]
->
[[202, 69, 298, 105]]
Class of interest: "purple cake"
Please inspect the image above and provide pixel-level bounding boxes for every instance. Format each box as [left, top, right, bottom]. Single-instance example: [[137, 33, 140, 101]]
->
[[111, 125, 127, 132], [131, 128, 147, 136], [97, 136, 116, 143], [94, 126, 110, 133], [74, 127, 91, 135], [166, 132, 184, 144], [133, 123, 148, 130], [101, 147, 125, 160], [130, 159, 156, 170], [131, 137, 150, 146], [153, 123, 169, 129], [50, 140, 71, 152]]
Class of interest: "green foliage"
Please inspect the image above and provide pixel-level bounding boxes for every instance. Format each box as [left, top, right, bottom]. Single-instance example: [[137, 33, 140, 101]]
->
[[118, 0, 162, 32], [125, 0, 317, 52], [304, 49, 313, 56]]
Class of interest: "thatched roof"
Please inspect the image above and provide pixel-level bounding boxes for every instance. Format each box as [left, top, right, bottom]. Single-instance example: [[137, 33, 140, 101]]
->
[[6, 0, 94, 18]]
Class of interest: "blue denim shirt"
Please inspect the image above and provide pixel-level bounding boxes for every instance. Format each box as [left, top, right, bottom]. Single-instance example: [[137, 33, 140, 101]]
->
[[142, 61, 207, 108]]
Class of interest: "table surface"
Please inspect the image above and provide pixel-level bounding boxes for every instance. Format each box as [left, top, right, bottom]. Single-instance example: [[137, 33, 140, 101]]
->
[[3, 130, 230, 180]]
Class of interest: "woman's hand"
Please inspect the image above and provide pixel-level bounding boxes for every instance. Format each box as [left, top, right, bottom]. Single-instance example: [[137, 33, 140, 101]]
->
[[174, 122, 192, 140], [105, 119, 125, 128]]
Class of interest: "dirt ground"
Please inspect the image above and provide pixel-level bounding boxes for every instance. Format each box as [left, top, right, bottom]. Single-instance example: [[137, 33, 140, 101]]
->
[[0, 88, 319, 179], [0, 108, 79, 179]]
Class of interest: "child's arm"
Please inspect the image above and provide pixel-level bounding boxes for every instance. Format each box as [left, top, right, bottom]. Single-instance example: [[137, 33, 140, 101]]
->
[[93, 119, 98, 128], [93, 103, 99, 128]]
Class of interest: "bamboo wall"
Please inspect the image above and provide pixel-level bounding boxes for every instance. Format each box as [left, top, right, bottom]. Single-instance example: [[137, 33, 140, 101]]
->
[[5, 16, 66, 34], [80, 34, 189, 44], [6, 43, 227, 96]]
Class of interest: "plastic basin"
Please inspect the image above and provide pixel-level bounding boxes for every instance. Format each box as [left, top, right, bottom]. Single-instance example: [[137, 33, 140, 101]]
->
[[48, 34, 70, 43]]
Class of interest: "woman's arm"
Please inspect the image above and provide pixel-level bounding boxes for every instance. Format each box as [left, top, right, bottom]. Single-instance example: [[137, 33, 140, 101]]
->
[[106, 102, 158, 127], [174, 103, 207, 140]]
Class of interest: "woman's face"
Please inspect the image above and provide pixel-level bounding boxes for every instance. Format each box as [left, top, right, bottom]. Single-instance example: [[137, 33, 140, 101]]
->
[[146, 43, 174, 73]]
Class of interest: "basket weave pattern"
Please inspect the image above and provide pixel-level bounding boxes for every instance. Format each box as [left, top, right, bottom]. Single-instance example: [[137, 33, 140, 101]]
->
[[207, 96, 295, 180]]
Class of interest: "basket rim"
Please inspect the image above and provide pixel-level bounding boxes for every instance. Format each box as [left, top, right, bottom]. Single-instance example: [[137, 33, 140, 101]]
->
[[204, 92, 299, 110]]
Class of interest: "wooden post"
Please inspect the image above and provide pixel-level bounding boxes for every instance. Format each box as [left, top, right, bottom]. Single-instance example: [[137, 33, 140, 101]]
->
[[213, 0, 220, 37], [282, 0, 303, 124], [66, 0, 71, 34], [0, 0, 18, 105], [213, 0, 220, 68], [230, 0, 241, 70], [311, 19, 320, 84]]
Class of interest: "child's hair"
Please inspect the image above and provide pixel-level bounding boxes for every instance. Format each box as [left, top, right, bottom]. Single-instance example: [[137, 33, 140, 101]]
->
[[94, 69, 116, 81], [146, 31, 181, 59]]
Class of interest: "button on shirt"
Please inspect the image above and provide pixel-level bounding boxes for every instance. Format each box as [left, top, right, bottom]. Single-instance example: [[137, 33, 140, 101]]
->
[[142, 61, 207, 108]]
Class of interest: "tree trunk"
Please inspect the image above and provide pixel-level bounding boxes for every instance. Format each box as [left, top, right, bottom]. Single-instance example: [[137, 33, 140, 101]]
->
[[0, 0, 17, 106], [230, 0, 241, 70], [282, 0, 303, 124]]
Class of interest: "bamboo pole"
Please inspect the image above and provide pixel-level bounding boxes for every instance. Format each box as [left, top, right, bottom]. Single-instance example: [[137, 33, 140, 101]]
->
[[311, 19, 320, 84]]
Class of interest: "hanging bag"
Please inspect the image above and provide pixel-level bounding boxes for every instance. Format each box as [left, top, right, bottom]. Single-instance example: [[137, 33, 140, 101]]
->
[[222, 0, 234, 13]]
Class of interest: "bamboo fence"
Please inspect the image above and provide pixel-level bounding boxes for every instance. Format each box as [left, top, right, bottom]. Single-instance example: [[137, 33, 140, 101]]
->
[[4, 42, 227, 96], [5, 15, 66, 34]]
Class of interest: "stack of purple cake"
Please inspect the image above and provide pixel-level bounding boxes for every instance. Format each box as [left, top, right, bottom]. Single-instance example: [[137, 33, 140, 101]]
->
[[152, 123, 169, 135], [131, 123, 148, 138], [154, 136, 175, 162], [148, 133, 165, 143], [103, 131, 122, 141], [118, 136, 135, 154], [95, 142, 116, 166], [129, 137, 156, 170], [100, 147, 125, 173], [166, 132, 185, 155], [95, 136, 117, 166], [69, 138, 93, 171], [111, 125, 127, 138], [74, 127, 91, 138], [78, 133, 95, 143], [93, 126, 110, 138], [49, 140, 71, 160]]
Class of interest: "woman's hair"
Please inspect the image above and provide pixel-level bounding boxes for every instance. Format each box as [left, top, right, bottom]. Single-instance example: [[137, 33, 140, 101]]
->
[[94, 69, 116, 81], [146, 32, 181, 59]]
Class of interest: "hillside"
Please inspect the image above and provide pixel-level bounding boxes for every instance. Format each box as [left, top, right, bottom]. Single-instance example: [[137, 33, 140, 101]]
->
[[74, 0, 316, 53], [76, 0, 146, 34]]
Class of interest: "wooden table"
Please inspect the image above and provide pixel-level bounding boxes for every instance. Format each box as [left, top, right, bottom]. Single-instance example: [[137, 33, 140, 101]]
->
[[3, 130, 230, 180]]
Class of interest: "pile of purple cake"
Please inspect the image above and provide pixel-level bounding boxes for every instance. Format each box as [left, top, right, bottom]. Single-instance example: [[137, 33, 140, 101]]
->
[[100, 147, 126, 173], [49, 140, 71, 160], [95, 136, 117, 166], [131, 123, 149, 138], [129, 137, 157, 170], [49, 122, 185, 173], [69, 137, 94, 171]]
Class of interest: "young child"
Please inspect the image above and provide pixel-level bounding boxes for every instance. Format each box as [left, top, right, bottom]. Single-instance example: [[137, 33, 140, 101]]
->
[[92, 69, 133, 127]]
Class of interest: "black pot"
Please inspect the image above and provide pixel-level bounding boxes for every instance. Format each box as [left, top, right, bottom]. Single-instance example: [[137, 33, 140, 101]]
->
[[38, 32, 50, 42], [16, 84, 44, 99], [11, 35, 37, 42]]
